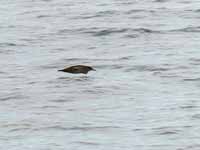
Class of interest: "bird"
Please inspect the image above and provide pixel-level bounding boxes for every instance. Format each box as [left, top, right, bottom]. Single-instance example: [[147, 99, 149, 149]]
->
[[58, 65, 96, 74]]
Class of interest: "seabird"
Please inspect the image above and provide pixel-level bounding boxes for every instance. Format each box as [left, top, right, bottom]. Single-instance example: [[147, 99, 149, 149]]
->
[[58, 65, 96, 74]]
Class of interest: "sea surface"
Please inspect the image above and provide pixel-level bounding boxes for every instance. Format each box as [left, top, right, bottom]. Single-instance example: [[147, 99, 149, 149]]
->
[[1, 0, 200, 149]]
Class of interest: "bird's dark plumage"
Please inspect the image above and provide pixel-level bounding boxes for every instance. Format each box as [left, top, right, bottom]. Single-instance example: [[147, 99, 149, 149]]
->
[[58, 65, 96, 74]]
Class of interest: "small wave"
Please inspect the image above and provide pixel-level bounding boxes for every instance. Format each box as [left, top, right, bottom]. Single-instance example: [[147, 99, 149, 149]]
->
[[152, 126, 181, 135], [95, 64, 124, 70], [44, 0, 52, 1], [79, 14, 101, 19], [0, 49, 14, 54], [62, 57, 120, 62], [57, 27, 160, 37], [0, 94, 27, 101], [132, 128, 144, 131], [31, 0, 52, 2], [34, 125, 69, 131], [181, 144, 200, 150], [189, 58, 200, 62], [34, 125, 120, 132], [27, 81, 37, 85], [125, 28, 161, 38], [93, 28, 159, 36], [183, 78, 200, 81], [37, 105, 59, 109], [0, 42, 17, 47], [192, 114, 200, 119], [82, 88, 107, 94], [60, 27, 99, 34], [67, 126, 120, 131], [118, 56, 134, 60], [153, 0, 168, 2], [0, 71, 7, 74], [52, 76, 94, 87], [53, 48, 66, 52], [63, 58, 91, 62], [1, 123, 31, 128], [57, 76, 91, 81], [36, 15, 51, 18], [126, 9, 147, 14], [158, 131, 178, 135], [62, 56, 134, 63], [51, 99, 74, 103], [194, 9, 200, 12], [159, 74, 182, 79], [170, 26, 200, 33], [117, 1, 135, 5], [75, 141, 100, 146], [125, 65, 171, 72], [180, 105, 197, 109], [97, 10, 117, 15], [125, 9, 155, 14], [9, 127, 30, 132], [132, 28, 160, 33], [39, 64, 59, 70], [76, 10, 118, 19], [124, 34, 138, 38], [83, 28, 129, 36]]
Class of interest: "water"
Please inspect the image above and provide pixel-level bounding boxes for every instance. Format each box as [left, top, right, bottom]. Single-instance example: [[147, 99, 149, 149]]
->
[[1, 0, 200, 149]]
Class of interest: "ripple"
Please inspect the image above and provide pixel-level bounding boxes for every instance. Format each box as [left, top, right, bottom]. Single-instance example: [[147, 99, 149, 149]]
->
[[76, 10, 118, 19], [0, 42, 25, 47], [133, 28, 161, 33], [0, 42, 17, 47], [57, 27, 161, 37], [0, 71, 7, 74], [178, 144, 200, 150], [152, 126, 182, 136], [153, 0, 169, 2], [75, 141, 100, 146], [183, 78, 200, 82], [159, 74, 182, 79], [0, 49, 14, 54], [36, 14, 51, 18], [57, 76, 92, 82], [83, 28, 129, 36], [37, 105, 60, 109], [158, 131, 178, 135], [46, 76, 95, 88], [125, 65, 171, 72], [194, 9, 200, 12], [34, 125, 69, 131], [170, 26, 200, 33], [34, 125, 120, 132], [192, 114, 200, 119], [64, 126, 120, 132], [0, 94, 27, 101], [125, 9, 149, 14], [180, 105, 198, 109], [1, 123, 31, 128], [125, 34, 139, 39], [39, 64, 59, 70], [189, 58, 200, 65], [62, 57, 119, 62], [51, 99, 74, 103], [8, 127, 30, 132]]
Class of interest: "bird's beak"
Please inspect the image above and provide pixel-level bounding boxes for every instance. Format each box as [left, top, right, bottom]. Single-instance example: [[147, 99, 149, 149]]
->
[[92, 68, 96, 71]]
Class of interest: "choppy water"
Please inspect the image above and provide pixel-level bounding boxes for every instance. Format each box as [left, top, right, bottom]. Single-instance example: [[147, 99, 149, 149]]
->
[[1, 0, 200, 149]]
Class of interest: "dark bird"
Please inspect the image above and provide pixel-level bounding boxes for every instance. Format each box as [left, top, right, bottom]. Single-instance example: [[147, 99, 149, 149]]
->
[[58, 65, 96, 74]]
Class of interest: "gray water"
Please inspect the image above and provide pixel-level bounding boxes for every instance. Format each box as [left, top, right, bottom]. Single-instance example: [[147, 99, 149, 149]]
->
[[1, 0, 200, 149]]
